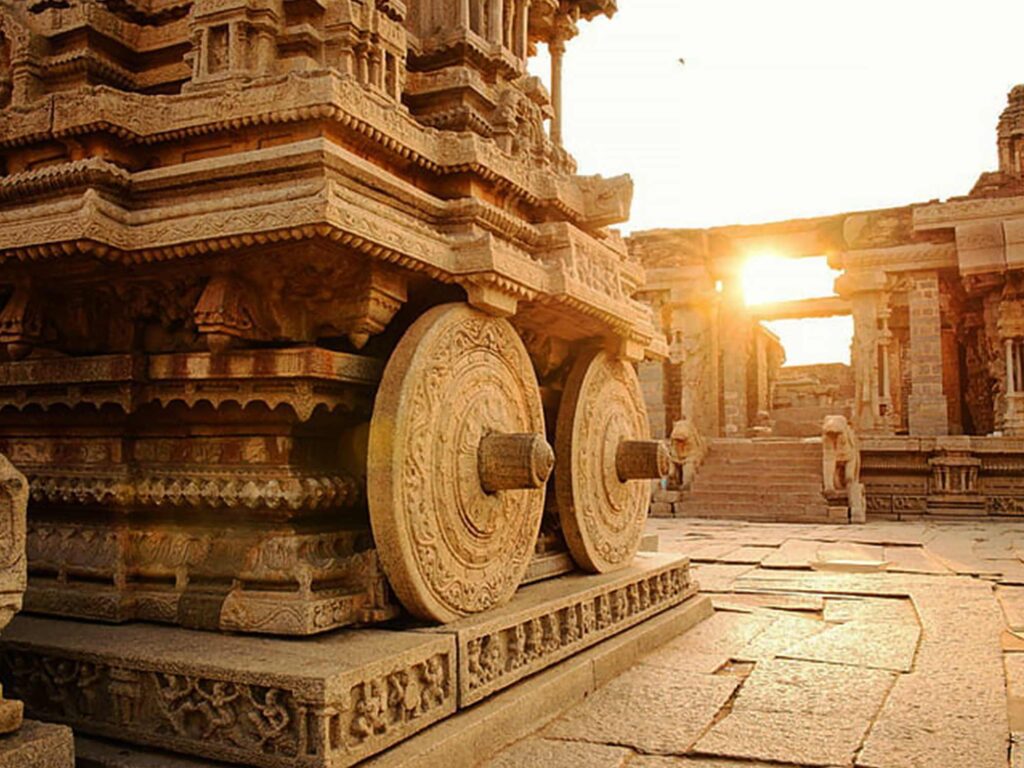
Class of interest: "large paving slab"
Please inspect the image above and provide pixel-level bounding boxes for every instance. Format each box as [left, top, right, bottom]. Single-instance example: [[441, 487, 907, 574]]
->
[[759, 539, 820, 569], [482, 738, 632, 768], [642, 611, 775, 674], [732, 612, 828, 662], [542, 663, 740, 754], [822, 596, 919, 624], [486, 519, 1018, 768], [780, 618, 920, 672], [711, 591, 823, 614], [688, 564, 754, 592], [857, 583, 1008, 768], [695, 659, 894, 766], [627, 759, 800, 768], [883, 546, 950, 574]]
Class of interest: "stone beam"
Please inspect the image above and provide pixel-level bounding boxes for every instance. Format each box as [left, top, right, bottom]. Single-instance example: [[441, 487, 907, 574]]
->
[[749, 296, 851, 321]]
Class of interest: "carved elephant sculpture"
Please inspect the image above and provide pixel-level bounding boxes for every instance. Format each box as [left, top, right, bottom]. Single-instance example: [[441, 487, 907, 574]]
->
[[821, 414, 860, 493]]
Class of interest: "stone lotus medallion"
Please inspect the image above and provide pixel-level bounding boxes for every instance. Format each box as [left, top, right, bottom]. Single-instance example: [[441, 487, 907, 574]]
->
[[368, 303, 552, 622], [556, 348, 666, 574]]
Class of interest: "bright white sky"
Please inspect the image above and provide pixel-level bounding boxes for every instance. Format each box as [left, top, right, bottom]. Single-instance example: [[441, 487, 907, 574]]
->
[[531, 1, 1024, 366], [531, 0, 1024, 232]]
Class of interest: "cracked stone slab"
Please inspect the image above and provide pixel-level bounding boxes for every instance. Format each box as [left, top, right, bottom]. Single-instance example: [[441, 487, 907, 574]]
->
[[690, 564, 755, 592], [643, 611, 775, 674], [732, 613, 828, 662], [760, 540, 821, 569], [823, 597, 918, 625], [715, 546, 777, 565], [481, 738, 632, 768], [987, 559, 1024, 585], [722, 658, 894, 719], [882, 546, 949, 575], [1007, 655, 1024, 730], [815, 542, 886, 568], [696, 710, 874, 766], [628, 757, 793, 767], [780, 618, 920, 672], [542, 663, 739, 755], [1013, 735, 1024, 768], [997, 586, 1024, 631], [712, 592, 823, 614], [696, 659, 893, 766], [858, 584, 1008, 768]]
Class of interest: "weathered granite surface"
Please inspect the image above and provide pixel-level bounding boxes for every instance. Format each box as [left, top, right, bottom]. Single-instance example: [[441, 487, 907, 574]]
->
[[0, 720, 73, 768]]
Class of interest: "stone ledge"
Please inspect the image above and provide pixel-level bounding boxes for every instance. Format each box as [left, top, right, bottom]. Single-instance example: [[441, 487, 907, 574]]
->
[[0, 620, 458, 768], [7, 554, 697, 767], [72, 595, 712, 768], [420, 552, 696, 706]]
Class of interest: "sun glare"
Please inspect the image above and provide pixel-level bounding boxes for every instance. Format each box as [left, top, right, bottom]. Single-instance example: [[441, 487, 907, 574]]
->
[[741, 253, 840, 306], [741, 254, 851, 366]]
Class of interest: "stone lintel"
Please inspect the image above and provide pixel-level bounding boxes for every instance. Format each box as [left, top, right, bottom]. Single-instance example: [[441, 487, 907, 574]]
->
[[421, 552, 696, 706], [0, 620, 458, 768]]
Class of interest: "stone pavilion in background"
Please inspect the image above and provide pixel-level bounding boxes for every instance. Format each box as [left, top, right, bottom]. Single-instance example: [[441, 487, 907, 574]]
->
[[633, 84, 1024, 523]]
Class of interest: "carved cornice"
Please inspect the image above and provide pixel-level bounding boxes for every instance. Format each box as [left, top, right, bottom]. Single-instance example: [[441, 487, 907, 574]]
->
[[26, 470, 361, 512], [0, 157, 131, 202], [915, 195, 1024, 230], [838, 242, 958, 274], [0, 349, 382, 418], [0, 72, 598, 225]]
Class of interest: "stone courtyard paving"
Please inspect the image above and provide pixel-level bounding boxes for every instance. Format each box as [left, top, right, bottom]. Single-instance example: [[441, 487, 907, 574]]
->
[[483, 518, 1024, 768]]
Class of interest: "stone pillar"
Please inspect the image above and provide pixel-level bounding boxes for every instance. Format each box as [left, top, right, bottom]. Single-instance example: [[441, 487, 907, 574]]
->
[[848, 289, 882, 434], [487, 0, 503, 44], [516, 0, 531, 58], [877, 302, 900, 432], [907, 271, 949, 436], [548, 12, 576, 146], [548, 37, 565, 145], [718, 281, 748, 436]]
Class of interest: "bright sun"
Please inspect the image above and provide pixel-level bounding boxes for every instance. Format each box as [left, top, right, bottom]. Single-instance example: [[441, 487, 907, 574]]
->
[[740, 253, 852, 367], [741, 253, 840, 306]]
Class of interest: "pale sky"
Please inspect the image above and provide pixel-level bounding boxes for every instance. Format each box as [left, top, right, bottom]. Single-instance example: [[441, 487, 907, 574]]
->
[[532, 0, 1024, 232], [531, 1, 1024, 366]]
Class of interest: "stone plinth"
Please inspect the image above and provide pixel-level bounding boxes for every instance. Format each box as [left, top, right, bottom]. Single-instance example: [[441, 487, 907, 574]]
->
[[422, 552, 696, 706], [0, 720, 74, 768], [0, 554, 696, 768], [1, 620, 457, 768]]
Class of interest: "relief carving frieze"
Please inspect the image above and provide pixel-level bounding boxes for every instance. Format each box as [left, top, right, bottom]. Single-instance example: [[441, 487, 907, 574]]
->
[[0, 626, 457, 768], [443, 558, 695, 706]]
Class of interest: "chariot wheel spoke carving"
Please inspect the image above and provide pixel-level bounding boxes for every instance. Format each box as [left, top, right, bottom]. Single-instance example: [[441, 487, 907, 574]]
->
[[368, 303, 552, 622], [555, 348, 668, 574]]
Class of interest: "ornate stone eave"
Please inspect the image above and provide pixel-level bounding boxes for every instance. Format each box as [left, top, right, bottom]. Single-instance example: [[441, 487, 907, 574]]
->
[[915, 194, 1024, 230], [835, 242, 958, 274], [0, 145, 660, 359], [0, 72, 626, 230]]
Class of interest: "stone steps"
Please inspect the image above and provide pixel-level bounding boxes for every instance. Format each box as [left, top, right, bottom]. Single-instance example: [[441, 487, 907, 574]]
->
[[662, 438, 839, 524]]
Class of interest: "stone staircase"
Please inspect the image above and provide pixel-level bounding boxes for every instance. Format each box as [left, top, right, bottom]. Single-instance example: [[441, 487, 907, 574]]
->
[[662, 438, 848, 524]]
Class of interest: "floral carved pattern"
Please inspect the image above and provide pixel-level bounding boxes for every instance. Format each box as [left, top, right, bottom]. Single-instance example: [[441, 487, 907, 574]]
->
[[555, 349, 653, 573], [368, 304, 546, 622]]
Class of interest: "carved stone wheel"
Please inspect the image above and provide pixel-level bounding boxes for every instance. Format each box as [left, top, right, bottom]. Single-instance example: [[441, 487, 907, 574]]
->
[[555, 348, 669, 574], [368, 303, 553, 623]]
